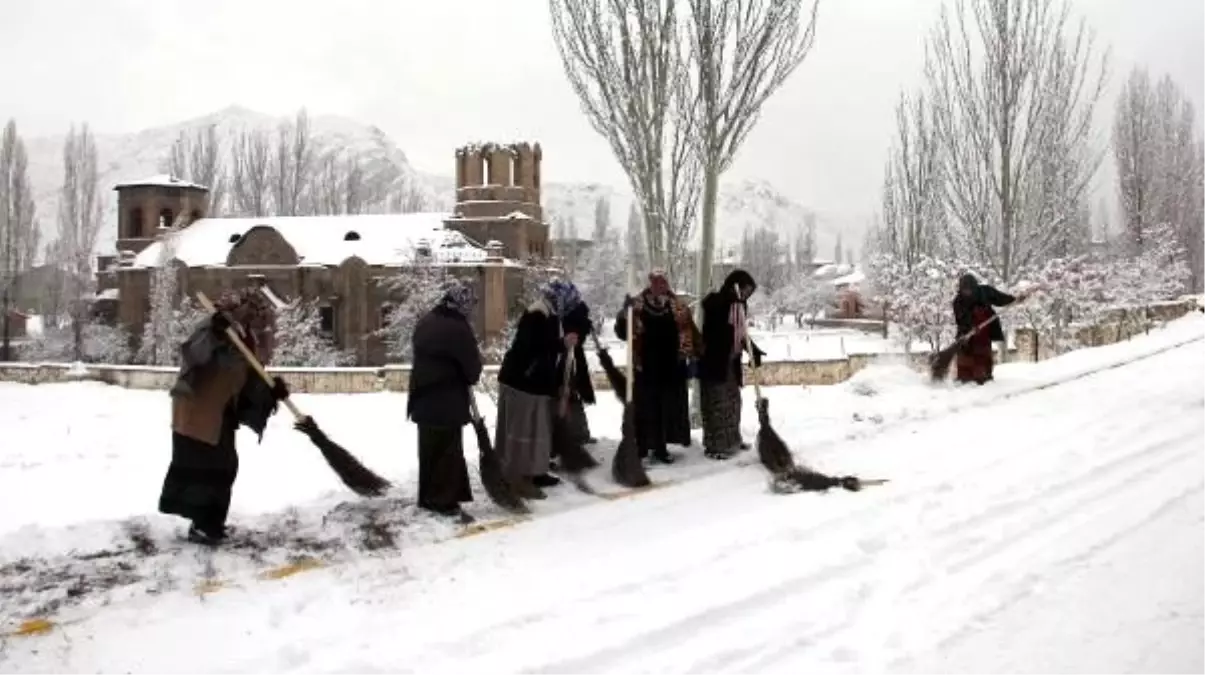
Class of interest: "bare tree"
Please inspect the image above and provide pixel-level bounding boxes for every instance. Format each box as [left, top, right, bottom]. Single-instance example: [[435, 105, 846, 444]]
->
[[1, 120, 40, 360], [230, 128, 272, 217], [269, 109, 319, 216], [925, 0, 1109, 282], [54, 123, 104, 361], [877, 91, 946, 268], [309, 150, 374, 216], [1113, 68, 1204, 290], [550, 0, 702, 278], [162, 125, 227, 216], [684, 0, 819, 296]]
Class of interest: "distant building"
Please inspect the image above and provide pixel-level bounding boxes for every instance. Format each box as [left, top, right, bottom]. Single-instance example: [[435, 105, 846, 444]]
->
[[96, 142, 554, 365]]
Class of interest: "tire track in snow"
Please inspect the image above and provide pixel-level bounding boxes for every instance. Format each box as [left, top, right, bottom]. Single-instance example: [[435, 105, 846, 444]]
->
[[532, 339, 1205, 674]]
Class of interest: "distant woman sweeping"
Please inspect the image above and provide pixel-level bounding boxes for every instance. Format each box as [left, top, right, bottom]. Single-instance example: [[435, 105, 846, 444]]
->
[[560, 300, 598, 448], [496, 279, 582, 499], [407, 279, 483, 521], [699, 269, 765, 460], [160, 288, 290, 546], [952, 273, 1028, 385]]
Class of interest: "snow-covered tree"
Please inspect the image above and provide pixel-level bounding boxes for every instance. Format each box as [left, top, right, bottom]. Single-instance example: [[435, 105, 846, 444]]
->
[[576, 226, 626, 326], [768, 273, 831, 327], [54, 123, 105, 361], [376, 260, 448, 362], [866, 252, 964, 351], [270, 299, 355, 367], [1, 119, 40, 362]]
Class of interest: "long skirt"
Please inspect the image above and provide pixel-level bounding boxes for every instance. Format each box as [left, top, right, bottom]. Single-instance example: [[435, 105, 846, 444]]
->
[[494, 383, 554, 480], [700, 378, 742, 455], [159, 431, 239, 532], [416, 425, 473, 510], [633, 374, 692, 456], [956, 340, 995, 384]]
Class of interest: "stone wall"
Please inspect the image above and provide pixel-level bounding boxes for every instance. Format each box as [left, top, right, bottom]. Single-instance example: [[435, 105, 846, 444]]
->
[[4, 300, 1195, 393]]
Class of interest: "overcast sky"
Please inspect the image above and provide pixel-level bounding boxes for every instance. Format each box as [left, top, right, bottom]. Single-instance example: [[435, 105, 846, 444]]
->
[[1, 0, 1201, 223]]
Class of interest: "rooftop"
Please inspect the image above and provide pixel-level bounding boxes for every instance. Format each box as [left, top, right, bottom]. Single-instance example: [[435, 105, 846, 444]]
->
[[128, 212, 503, 268], [113, 174, 210, 191]]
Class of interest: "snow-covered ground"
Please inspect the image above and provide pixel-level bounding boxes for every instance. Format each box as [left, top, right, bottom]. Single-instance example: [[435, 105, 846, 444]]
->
[[0, 315, 1202, 672]]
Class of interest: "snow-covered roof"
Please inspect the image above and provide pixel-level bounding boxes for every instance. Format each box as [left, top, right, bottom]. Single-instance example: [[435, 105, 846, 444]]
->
[[831, 270, 865, 287], [113, 174, 209, 191], [130, 213, 497, 268]]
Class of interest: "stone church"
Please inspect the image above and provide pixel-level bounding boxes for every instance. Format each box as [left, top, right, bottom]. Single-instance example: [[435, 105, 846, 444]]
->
[[95, 142, 552, 365]]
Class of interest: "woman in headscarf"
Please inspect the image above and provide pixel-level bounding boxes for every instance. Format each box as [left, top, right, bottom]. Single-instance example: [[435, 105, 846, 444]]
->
[[160, 287, 290, 545], [495, 278, 582, 499], [407, 279, 483, 521], [614, 270, 699, 464], [698, 269, 766, 460], [952, 273, 1027, 385], [559, 300, 597, 449]]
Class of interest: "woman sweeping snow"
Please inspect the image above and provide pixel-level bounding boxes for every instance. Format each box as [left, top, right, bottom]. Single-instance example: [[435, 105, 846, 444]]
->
[[407, 279, 483, 521], [613, 270, 699, 464], [495, 279, 583, 499], [698, 269, 765, 460], [951, 273, 1028, 385], [159, 287, 290, 545]]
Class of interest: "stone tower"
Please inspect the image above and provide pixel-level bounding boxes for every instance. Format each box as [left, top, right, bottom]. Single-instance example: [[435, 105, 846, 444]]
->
[[113, 174, 210, 255], [445, 142, 549, 260]]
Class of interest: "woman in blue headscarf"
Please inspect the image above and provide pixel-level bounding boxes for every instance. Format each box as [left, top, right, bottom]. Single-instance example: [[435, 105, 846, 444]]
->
[[495, 278, 583, 500]]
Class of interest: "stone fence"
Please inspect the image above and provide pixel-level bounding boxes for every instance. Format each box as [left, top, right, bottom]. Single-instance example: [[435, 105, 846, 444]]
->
[[0, 299, 1195, 393]]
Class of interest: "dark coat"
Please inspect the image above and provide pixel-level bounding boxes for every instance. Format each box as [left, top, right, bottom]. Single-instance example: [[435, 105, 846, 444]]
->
[[170, 318, 278, 446], [561, 302, 596, 405], [497, 301, 565, 397], [699, 269, 765, 385], [407, 306, 484, 427], [953, 276, 1016, 343], [615, 294, 688, 384]]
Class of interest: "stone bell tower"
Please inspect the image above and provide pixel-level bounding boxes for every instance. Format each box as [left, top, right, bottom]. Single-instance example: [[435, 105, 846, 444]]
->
[[113, 174, 210, 255], [444, 142, 549, 260]]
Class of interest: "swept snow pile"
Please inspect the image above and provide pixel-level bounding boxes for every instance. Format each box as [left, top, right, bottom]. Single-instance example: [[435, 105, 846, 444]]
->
[[844, 363, 918, 397]]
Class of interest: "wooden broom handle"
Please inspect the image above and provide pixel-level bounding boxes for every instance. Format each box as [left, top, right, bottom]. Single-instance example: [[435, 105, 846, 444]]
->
[[742, 326, 763, 402], [195, 291, 306, 420]]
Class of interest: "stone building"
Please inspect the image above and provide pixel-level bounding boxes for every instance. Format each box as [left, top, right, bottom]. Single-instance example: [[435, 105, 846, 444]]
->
[[96, 142, 553, 365]]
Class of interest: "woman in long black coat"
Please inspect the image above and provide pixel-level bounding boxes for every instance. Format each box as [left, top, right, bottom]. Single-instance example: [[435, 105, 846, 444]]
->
[[407, 280, 483, 520], [496, 279, 582, 499], [698, 269, 765, 460], [614, 270, 699, 464]]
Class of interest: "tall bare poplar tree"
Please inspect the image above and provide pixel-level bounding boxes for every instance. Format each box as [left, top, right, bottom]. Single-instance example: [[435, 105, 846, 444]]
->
[[684, 0, 819, 295], [230, 128, 272, 217], [162, 125, 227, 217], [877, 92, 946, 268], [1, 120, 40, 360], [55, 123, 104, 360], [550, 0, 701, 277], [925, 0, 1108, 281]]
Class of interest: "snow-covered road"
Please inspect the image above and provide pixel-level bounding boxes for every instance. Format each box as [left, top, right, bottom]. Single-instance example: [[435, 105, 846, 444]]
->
[[3, 332, 1201, 673]]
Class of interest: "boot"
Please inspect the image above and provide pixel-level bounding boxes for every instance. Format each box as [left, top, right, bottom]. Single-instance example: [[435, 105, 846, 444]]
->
[[652, 449, 676, 464], [187, 523, 224, 547], [532, 473, 562, 488], [513, 478, 547, 500]]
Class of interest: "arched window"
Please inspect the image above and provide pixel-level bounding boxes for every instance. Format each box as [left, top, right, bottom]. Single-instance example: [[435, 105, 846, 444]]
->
[[159, 209, 175, 229], [126, 207, 144, 238], [343, 231, 361, 241]]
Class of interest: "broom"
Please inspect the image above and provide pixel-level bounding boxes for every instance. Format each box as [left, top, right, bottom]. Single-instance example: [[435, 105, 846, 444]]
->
[[591, 333, 626, 402], [611, 304, 650, 488], [742, 328, 882, 493], [196, 291, 391, 497], [928, 314, 999, 382], [468, 393, 529, 514], [552, 349, 599, 474]]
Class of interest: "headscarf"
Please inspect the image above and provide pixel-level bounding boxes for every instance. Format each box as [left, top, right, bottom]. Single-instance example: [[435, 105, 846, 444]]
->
[[215, 286, 278, 360], [958, 273, 979, 296], [540, 278, 581, 318], [646, 269, 672, 308], [721, 269, 756, 359], [437, 278, 477, 318]]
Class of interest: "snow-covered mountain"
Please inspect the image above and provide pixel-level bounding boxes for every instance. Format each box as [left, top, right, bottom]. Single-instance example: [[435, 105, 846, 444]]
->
[[23, 106, 857, 260]]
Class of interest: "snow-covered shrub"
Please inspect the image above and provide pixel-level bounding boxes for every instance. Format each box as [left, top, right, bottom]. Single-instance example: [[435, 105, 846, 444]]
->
[[270, 300, 355, 367], [22, 320, 133, 364], [376, 262, 448, 362], [137, 297, 206, 366]]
